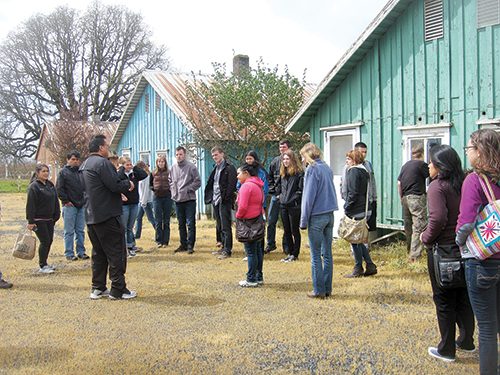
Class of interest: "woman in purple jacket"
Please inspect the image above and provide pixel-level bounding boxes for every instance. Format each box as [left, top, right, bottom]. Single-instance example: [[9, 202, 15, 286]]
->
[[421, 145, 474, 363], [456, 129, 500, 375]]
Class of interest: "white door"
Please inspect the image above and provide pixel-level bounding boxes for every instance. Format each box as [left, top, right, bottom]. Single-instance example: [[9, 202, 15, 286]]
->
[[324, 128, 359, 236]]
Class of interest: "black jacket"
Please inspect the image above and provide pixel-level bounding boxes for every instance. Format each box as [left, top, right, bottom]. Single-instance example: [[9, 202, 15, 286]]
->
[[268, 155, 281, 195], [278, 172, 304, 207], [118, 166, 148, 205], [204, 160, 237, 205], [79, 154, 132, 225], [344, 166, 370, 218], [57, 164, 85, 208], [26, 179, 61, 224]]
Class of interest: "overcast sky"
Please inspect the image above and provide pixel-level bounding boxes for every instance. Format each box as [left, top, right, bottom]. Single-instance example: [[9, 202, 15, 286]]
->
[[0, 0, 388, 83]]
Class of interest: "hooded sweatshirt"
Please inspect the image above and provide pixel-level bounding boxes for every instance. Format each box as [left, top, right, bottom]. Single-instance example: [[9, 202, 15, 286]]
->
[[236, 176, 264, 219]]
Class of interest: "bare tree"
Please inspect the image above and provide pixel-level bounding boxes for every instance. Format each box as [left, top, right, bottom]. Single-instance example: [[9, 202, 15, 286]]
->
[[0, 0, 171, 158], [183, 58, 310, 166]]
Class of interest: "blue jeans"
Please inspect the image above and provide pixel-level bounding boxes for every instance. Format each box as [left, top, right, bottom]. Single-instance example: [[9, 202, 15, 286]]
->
[[466, 258, 500, 375], [175, 200, 196, 247], [121, 204, 138, 249], [153, 195, 172, 246], [267, 195, 287, 250], [352, 243, 374, 268], [62, 205, 86, 257], [244, 240, 264, 282], [135, 203, 155, 239], [308, 212, 334, 295]]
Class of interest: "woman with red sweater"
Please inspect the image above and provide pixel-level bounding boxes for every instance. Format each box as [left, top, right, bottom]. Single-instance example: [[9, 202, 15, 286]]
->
[[236, 162, 265, 287]]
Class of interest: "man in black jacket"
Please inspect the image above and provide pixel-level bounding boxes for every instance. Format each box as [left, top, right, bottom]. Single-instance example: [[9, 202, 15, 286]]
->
[[79, 134, 136, 300], [57, 150, 89, 261], [205, 146, 237, 259], [266, 139, 291, 253]]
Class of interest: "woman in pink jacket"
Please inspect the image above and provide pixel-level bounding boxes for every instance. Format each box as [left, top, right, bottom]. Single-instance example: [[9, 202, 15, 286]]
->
[[236, 162, 265, 287]]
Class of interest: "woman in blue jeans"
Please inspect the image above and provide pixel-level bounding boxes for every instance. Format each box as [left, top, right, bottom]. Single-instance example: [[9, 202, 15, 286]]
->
[[134, 160, 156, 239], [299, 143, 338, 299], [456, 129, 500, 375]]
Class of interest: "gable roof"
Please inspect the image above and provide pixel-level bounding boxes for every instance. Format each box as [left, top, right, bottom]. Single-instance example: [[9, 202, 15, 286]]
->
[[286, 0, 412, 133], [35, 120, 118, 161], [110, 71, 214, 149], [111, 70, 318, 149]]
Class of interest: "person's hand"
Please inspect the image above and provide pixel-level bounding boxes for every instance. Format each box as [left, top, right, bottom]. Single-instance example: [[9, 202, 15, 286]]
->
[[129, 181, 135, 191], [65, 202, 74, 207], [27, 223, 36, 231], [121, 194, 128, 201]]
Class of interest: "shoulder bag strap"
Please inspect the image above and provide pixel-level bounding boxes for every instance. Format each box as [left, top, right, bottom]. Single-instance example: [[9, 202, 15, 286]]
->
[[364, 182, 370, 218], [477, 173, 496, 204]]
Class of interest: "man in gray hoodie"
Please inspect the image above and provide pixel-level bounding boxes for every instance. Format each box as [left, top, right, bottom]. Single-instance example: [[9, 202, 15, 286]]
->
[[168, 146, 201, 254]]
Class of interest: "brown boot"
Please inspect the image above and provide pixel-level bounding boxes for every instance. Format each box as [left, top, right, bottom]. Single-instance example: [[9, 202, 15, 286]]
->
[[364, 263, 377, 276], [344, 266, 364, 278]]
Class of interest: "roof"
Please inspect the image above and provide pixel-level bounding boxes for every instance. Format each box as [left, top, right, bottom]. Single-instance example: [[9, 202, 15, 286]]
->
[[286, 0, 412, 132], [111, 71, 317, 149], [110, 71, 215, 149], [35, 120, 118, 161]]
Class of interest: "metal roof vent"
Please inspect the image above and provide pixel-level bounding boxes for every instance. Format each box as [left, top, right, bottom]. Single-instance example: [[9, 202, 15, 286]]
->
[[477, 0, 500, 28], [424, 0, 444, 42]]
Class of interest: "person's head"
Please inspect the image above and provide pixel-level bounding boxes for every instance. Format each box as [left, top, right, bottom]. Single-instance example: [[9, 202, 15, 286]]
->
[[211, 146, 225, 165], [354, 142, 368, 159], [31, 163, 49, 183], [154, 155, 169, 174], [135, 160, 150, 174], [411, 146, 424, 160], [88, 134, 109, 158], [237, 161, 259, 184], [300, 142, 322, 166], [66, 150, 81, 167], [467, 129, 500, 183], [281, 149, 304, 177], [119, 156, 133, 172], [346, 150, 364, 168], [279, 139, 292, 155], [175, 146, 187, 164], [429, 145, 465, 194]]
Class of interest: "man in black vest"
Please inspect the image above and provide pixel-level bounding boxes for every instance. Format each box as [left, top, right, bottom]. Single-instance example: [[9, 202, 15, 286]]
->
[[205, 146, 237, 260]]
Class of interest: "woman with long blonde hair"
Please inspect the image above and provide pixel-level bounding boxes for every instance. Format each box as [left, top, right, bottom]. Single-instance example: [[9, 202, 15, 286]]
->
[[279, 150, 304, 262]]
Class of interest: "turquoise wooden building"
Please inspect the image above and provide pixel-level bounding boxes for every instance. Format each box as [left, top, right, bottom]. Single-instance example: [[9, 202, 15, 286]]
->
[[110, 71, 215, 215], [287, 0, 500, 233]]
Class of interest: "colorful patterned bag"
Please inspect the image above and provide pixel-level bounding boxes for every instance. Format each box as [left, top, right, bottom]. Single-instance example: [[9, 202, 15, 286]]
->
[[465, 174, 500, 260]]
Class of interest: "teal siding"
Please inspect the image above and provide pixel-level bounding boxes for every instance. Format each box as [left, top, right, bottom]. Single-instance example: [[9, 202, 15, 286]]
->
[[117, 85, 209, 214], [304, 0, 500, 225]]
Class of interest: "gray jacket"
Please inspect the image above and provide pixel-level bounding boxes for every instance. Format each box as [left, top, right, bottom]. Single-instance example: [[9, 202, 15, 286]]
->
[[168, 159, 201, 203]]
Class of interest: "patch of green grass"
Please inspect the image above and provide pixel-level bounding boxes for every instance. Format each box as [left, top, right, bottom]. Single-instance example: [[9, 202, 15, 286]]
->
[[0, 179, 30, 193]]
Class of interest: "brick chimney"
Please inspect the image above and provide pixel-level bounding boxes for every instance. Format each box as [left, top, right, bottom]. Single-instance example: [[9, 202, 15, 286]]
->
[[233, 54, 250, 78]]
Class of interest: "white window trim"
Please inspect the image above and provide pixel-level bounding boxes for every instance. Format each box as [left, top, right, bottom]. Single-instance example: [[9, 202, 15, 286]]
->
[[320, 122, 364, 132], [398, 122, 452, 163], [476, 118, 500, 130], [121, 148, 131, 158]]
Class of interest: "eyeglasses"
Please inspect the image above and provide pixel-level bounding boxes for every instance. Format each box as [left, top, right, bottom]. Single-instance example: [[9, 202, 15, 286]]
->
[[463, 146, 477, 153]]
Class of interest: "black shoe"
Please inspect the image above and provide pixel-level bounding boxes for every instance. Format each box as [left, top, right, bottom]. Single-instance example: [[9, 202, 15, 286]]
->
[[264, 245, 277, 254], [77, 254, 90, 260], [187, 245, 194, 254], [174, 245, 187, 253], [66, 255, 78, 261]]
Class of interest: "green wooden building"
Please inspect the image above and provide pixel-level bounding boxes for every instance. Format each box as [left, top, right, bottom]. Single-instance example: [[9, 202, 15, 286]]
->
[[287, 0, 500, 233]]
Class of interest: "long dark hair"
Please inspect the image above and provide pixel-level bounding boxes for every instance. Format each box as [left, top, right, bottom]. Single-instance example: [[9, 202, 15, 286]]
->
[[30, 163, 49, 183], [245, 150, 265, 171], [469, 129, 500, 184], [238, 161, 259, 177], [429, 145, 465, 194]]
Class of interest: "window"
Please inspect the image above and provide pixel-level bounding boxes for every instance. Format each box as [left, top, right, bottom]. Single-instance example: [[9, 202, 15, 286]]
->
[[145, 93, 150, 113], [398, 123, 451, 163], [155, 92, 161, 111], [477, 0, 500, 28], [424, 0, 444, 41], [121, 148, 131, 158], [139, 152, 150, 167]]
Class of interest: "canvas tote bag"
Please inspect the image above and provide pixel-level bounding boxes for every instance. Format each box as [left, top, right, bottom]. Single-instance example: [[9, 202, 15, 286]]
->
[[338, 182, 370, 244], [12, 230, 37, 260]]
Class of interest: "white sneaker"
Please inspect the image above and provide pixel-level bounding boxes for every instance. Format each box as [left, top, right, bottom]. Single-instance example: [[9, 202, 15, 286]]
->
[[47, 264, 56, 270], [127, 250, 137, 258], [38, 265, 54, 274], [89, 289, 110, 299], [109, 289, 137, 300], [238, 280, 258, 287]]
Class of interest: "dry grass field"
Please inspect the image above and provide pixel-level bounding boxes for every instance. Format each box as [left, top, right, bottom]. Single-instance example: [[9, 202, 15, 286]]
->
[[0, 193, 480, 374]]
